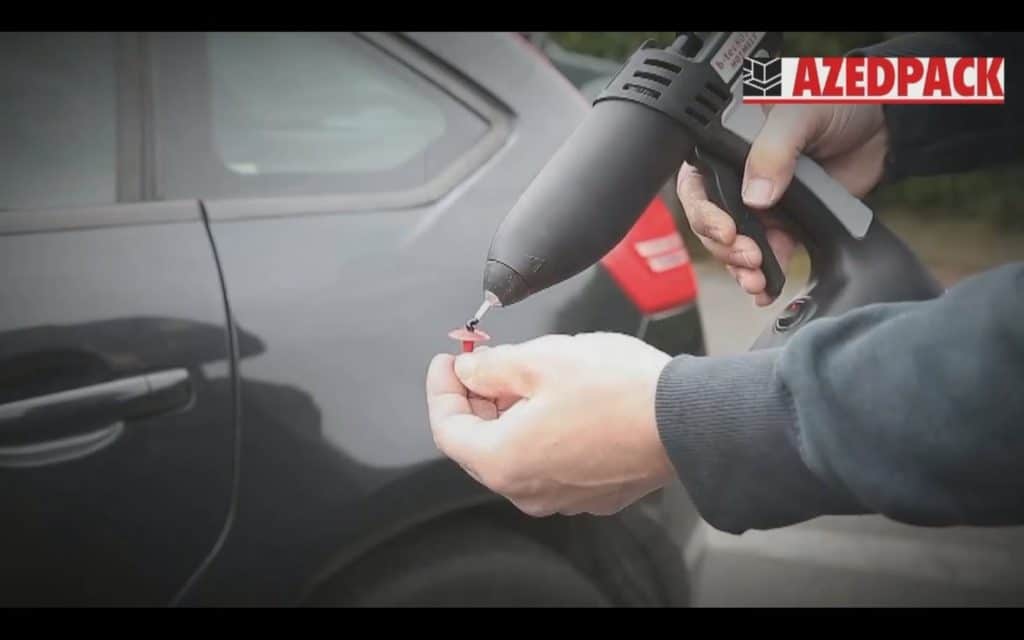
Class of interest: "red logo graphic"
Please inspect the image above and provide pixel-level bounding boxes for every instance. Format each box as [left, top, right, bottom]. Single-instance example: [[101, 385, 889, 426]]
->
[[743, 57, 1005, 104]]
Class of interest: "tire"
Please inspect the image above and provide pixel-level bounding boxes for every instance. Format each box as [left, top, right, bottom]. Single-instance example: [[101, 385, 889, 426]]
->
[[307, 519, 613, 607]]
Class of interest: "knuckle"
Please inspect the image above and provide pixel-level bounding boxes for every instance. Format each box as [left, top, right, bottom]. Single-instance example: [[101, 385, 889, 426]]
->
[[526, 334, 571, 372], [698, 235, 719, 254], [688, 212, 711, 237], [680, 194, 702, 218], [425, 354, 444, 381], [698, 199, 726, 220], [675, 172, 688, 196], [515, 500, 555, 518], [534, 333, 572, 349], [512, 360, 542, 391], [489, 343, 514, 356], [592, 504, 623, 517], [676, 164, 700, 195], [731, 249, 757, 269], [691, 202, 725, 237], [481, 343, 511, 367]]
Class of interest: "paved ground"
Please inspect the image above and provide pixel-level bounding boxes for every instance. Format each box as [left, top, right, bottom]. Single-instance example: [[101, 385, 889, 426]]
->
[[685, 260, 1024, 607]]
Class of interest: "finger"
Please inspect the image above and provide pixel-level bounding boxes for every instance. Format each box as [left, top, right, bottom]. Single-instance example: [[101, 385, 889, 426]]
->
[[725, 230, 799, 303], [469, 396, 498, 420], [676, 162, 706, 202], [558, 493, 619, 517], [426, 354, 498, 468], [453, 342, 542, 399], [757, 228, 799, 306], [426, 354, 473, 421], [566, 494, 628, 517], [457, 461, 486, 485], [719, 228, 797, 277], [496, 394, 520, 415], [688, 199, 739, 246], [511, 498, 557, 519], [678, 167, 737, 244], [731, 266, 766, 296], [462, 346, 521, 411], [726, 265, 773, 306], [699, 234, 763, 269], [743, 105, 823, 209]]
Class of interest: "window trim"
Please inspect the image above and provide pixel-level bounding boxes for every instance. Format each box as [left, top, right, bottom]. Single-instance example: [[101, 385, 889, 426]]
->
[[0, 32, 195, 236], [193, 32, 514, 222], [0, 200, 202, 237], [116, 32, 146, 204]]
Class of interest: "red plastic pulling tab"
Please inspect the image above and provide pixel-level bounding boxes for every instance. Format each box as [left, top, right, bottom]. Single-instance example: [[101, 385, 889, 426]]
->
[[448, 328, 491, 353]]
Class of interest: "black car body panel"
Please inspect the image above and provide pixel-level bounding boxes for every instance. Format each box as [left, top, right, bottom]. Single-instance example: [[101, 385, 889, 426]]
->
[[0, 204, 237, 606], [166, 31, 660, 606]]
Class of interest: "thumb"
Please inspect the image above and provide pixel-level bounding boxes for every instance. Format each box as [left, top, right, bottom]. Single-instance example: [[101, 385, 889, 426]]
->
[[742, 105, 822, 209], [454, 343, 540, 399]]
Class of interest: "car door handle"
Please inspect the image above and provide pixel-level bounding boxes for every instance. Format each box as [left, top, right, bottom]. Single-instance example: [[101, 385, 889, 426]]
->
[[0, 369, 193, 468]]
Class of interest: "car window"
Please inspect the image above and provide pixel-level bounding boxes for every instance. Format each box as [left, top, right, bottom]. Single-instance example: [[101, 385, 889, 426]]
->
[[0, 33, 118, 211], [153, 32, 491, 201]]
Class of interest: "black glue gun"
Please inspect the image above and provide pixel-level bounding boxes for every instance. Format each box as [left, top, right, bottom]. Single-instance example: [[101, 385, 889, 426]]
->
[[475, 32, 942, 349]]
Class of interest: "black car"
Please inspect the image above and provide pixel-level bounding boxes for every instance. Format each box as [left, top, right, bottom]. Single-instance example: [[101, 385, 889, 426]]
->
[[0, 31, 706, 606]]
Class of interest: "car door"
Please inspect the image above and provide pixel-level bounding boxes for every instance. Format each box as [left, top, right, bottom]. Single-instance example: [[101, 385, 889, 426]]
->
[[0, 32, 237, 606], [142, 32, 621, 604]]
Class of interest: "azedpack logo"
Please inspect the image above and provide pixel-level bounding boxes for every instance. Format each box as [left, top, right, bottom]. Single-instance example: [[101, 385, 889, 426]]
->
[[742, 56, 1005, 104]]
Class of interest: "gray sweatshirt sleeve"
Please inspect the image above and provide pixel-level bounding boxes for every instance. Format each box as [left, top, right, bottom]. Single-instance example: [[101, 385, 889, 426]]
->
[[655, 262, 1024, 534]]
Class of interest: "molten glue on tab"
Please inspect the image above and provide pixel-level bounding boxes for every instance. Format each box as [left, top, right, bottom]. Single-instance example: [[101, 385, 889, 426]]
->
[[448, 297, 494, 353]]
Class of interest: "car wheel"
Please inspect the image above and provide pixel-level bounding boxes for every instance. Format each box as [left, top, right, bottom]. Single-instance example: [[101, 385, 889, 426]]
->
[[307, 519, 613, 607]]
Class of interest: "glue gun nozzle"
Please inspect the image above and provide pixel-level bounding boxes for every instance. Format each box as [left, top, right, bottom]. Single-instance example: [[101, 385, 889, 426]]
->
[[466, 297, 493, 332]]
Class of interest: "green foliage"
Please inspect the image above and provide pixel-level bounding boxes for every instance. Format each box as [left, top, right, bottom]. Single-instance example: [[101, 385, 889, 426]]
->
[[548, 32, 1024, 232], [547, 32, 888, 61], [871, 166, 1024, 232], [548, 32, 677, 62], [782, 32, 888, 56]]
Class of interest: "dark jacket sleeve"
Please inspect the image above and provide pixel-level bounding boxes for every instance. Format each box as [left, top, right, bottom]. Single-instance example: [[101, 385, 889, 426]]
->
[[656, 263, 1024, 534], [654, 33, 1024, 535], [849, 32, 1024, 181]]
